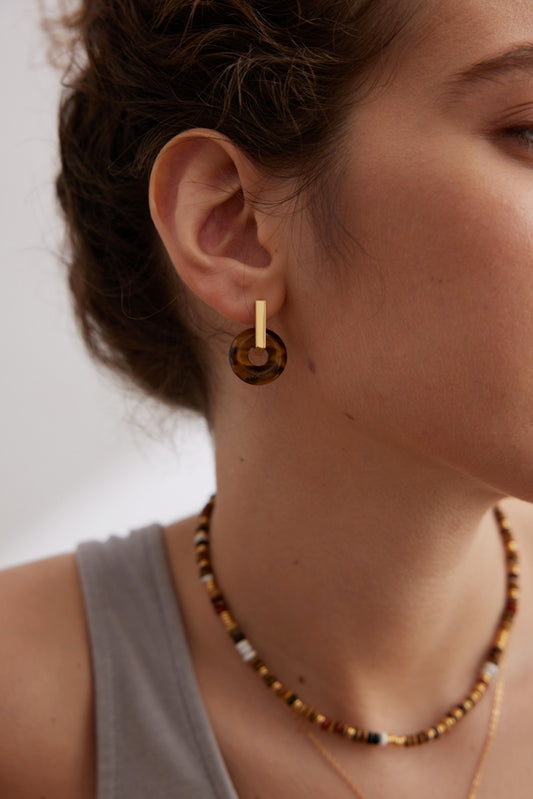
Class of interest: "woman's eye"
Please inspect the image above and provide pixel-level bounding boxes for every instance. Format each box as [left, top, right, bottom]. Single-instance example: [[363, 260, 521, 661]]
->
[[502, 127, 533, 150]]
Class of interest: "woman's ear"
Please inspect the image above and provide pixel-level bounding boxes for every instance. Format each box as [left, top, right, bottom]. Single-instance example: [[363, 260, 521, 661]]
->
[[149, 129, 286, 325]]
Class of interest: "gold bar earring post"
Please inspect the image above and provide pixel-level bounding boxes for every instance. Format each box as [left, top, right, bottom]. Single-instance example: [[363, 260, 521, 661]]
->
[[255, 300, 267, 349]]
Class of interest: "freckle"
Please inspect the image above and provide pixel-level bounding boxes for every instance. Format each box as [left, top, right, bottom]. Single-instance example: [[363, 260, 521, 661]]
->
[[307, 358, 316, 374], [292, 559, 300, 566], [344, 412, 355, 422], [298, 675, 306, 684], [239, 456, 245, 463]]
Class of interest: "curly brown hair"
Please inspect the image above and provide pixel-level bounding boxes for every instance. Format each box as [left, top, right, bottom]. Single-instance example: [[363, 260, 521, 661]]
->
[[53, 0, 424, 417]]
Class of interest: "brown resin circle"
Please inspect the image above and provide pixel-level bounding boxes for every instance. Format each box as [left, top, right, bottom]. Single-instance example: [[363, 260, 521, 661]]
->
[[229, 329, 287, 384]]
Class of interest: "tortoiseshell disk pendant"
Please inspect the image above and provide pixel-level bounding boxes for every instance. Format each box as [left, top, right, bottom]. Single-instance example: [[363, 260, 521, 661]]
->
[[229, 328, 287, 385]]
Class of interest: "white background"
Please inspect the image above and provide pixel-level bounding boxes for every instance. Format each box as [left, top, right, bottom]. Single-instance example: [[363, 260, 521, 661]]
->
[[1, 0, 215, 569]]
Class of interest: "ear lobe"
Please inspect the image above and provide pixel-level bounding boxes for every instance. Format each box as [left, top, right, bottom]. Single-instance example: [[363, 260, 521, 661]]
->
[[149, 130, 285, 326]]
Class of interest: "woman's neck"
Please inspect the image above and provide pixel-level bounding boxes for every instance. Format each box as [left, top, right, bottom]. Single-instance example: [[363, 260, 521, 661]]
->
[[210, 400, 508, 732]]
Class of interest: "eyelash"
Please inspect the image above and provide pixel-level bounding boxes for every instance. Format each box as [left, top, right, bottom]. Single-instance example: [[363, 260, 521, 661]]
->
[[502, 126, 533, 149]]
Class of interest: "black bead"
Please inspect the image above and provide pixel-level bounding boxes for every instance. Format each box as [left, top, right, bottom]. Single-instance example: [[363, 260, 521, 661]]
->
[[287, 694, 298, 706], [230, 628, 245, 643]]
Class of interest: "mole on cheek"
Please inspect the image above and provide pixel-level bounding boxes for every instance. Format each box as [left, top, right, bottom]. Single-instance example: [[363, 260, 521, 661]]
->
[[307, 358, 316, 374]]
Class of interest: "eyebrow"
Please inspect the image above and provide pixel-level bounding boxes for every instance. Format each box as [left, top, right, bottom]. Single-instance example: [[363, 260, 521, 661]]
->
[[439, 43, 533, 105]]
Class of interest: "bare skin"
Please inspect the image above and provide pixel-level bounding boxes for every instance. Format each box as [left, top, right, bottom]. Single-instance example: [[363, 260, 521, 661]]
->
[[3, 0, 533, 795], [0, 553, 95, 798]]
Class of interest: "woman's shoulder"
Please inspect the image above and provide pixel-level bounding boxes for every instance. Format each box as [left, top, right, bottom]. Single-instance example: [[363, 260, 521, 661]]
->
[[0, 551, 95, 798]]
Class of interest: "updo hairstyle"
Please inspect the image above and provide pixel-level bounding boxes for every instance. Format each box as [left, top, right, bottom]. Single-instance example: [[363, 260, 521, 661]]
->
[[54, 0, 422, 417]]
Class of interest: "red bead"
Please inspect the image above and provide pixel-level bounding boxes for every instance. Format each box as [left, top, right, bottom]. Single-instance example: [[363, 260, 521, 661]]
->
[[322, 718, 332, 730]]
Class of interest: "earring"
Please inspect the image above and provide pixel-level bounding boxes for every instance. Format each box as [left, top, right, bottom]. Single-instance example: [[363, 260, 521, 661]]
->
[[229, 300, 287, 385]]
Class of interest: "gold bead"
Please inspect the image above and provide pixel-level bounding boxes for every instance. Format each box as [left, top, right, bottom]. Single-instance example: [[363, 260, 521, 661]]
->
[[345, 727, 356, 738], [452, 707, 464, 720], [293, 699, 305, 713], [315, 714, 326, 726], [509, 587, 520, 600], [427, 729, 437, 740], [222, 619, 237, 633], [437, 723, 447, 735], [494, 629, 509, 649]]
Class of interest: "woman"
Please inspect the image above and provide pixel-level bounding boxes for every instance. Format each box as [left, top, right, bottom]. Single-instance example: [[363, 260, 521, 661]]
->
[[1, 0, 532, 796]]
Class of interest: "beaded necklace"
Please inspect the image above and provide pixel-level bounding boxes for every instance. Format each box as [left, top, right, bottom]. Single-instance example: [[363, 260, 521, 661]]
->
[[306, 655, 506, 799], [194, 496, 519, 747]]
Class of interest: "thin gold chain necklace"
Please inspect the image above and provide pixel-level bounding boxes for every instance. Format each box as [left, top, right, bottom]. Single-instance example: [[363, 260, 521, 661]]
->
[[306, 655, 506, 799]]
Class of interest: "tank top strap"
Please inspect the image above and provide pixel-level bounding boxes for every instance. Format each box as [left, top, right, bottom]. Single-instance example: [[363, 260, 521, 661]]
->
[[76, 524, 238, 799]]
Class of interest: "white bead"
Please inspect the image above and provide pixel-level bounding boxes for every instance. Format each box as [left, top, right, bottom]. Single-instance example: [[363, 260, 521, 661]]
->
[[379, 732, 389, 746], [481, 661, 499, 679], [236, 639, 257, 662], [243, 649, 257, 663], [194, 532, 209, 545], [200, 573, 214, 583]]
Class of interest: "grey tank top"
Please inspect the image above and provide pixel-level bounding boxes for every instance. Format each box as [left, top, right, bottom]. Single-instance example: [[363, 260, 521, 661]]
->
[[76, 524, 239, 799]]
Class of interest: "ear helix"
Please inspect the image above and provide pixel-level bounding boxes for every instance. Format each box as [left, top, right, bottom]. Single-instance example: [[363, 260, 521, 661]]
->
[[229, 300, 287, 384]]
